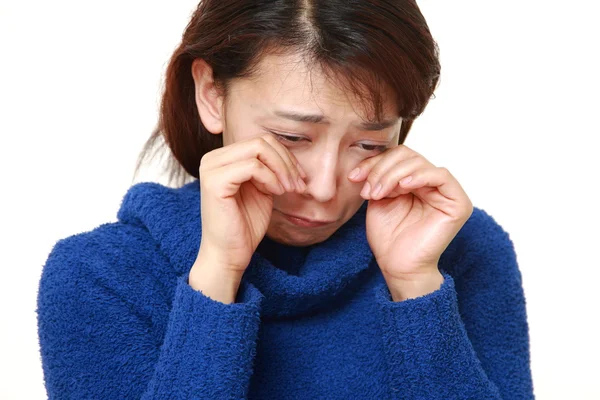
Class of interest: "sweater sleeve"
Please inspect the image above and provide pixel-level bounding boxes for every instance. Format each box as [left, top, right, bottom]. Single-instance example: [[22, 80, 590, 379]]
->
[[374, 224, 534, 399], [36, 237, 264, 400]]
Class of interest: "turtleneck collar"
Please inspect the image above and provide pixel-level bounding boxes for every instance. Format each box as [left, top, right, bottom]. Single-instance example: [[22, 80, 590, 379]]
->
[[255, 235, 311, 276], [117, 179, 377, 319]]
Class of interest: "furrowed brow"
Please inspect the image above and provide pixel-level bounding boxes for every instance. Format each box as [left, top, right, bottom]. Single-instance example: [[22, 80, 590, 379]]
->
[[273, 109, 398, 131]]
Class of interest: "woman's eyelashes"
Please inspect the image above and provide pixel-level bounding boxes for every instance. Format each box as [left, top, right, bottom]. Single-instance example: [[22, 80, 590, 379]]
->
[[273, 133, 305, 143], [269, 131, 388, 153], [357, 143, 388, 152]]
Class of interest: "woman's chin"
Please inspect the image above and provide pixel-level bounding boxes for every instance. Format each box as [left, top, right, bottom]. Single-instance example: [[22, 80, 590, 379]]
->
[[265, 224, 334, 247]]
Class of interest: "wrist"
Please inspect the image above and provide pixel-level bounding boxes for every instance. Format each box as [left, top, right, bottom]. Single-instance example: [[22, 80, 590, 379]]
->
[[384, 270, 444, 302], [189, 253, 244, 304], [197, 242, 247, 276]]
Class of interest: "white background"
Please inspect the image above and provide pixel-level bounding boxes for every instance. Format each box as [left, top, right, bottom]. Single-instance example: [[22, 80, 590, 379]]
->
[[1, 1, 598, 398]]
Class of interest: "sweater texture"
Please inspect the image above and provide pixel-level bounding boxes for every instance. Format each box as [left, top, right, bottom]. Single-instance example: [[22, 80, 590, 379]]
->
[[36, 179, 535, 399]]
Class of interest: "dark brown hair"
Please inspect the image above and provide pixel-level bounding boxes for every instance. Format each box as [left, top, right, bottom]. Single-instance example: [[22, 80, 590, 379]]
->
[[134, 0, 441, 187]]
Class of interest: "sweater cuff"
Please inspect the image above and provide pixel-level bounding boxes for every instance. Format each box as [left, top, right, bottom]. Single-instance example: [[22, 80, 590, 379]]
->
[[142, 272, 265, 399], [375, 269, 454, 310], [180, 270, 265, 308], [374, 270, 501, 398], [374, 270, 461, 352]]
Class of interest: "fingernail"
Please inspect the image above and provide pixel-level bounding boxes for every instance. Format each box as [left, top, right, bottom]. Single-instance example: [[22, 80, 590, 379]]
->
[[360, 182, 371, 197], [349, 167, 360, 180], [400, 176, 413, 185], [372, 183, 382, 198]]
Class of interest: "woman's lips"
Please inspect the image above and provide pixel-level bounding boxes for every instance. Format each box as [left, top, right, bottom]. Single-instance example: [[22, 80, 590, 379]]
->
[[277, 210, 335, 228]]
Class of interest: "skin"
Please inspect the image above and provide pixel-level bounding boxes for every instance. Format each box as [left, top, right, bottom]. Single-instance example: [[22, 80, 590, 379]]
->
[[191, 51, 473, 302]]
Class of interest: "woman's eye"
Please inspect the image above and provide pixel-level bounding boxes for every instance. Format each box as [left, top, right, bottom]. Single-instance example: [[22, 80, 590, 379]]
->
[[357, 143, 388, 152], [273, 133, 305, 143], [270, 131, 386, 152]]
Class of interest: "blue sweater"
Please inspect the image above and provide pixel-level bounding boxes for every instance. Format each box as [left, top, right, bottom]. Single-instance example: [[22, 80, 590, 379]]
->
[[36, 179, 534, 399]]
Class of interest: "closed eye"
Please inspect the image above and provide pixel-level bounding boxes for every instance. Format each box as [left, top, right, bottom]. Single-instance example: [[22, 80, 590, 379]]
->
[[274, 133, 305, 143], [269, 130, 388, 153], [357, 143, 388, 152]]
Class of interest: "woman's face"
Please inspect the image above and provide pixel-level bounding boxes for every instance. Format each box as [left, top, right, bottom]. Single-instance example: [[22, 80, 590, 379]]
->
[[194, 52, 401, 246]]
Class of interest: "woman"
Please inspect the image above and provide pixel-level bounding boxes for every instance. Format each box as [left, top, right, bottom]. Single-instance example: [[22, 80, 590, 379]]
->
[[36, 0, 534, 399]]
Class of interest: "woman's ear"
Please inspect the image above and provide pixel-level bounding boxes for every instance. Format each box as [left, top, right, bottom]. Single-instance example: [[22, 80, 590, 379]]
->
[[191, 58, 224, 135]]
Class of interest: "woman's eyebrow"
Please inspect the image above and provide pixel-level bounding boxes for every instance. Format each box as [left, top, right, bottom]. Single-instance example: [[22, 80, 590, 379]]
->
[[273, 109, 398, 131]]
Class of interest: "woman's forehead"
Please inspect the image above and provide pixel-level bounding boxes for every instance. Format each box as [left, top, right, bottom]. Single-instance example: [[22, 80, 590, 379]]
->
[[231, 53, 398, 124]]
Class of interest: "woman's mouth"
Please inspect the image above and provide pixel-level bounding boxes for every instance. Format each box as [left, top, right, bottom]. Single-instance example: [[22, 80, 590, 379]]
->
[[276, 210, 335, 228]]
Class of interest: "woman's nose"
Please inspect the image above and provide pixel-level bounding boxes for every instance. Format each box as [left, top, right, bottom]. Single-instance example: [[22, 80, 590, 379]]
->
[[302, 156, 338, 203]]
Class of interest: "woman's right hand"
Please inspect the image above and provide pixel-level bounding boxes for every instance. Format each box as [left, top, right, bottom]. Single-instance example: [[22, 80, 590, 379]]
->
[[194, 133, 307, 278]]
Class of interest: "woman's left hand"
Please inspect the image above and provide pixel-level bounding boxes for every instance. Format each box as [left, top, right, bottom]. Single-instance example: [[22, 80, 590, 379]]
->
[[348, 144, 473, 300]]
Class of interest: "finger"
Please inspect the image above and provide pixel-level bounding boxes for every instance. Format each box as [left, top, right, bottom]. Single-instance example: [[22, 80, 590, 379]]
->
[[202, 135, 303, 193], [347, 144, 424, 183], [202, 135, 294, 190], [347, 153, 385, 183], [367, 156, 425, 200], [261, 133, 307, 187], [262, 133, 307, 179], [397, 166, 468, 204], [206, 158, 286, 198], [238, 134, 307, 192]]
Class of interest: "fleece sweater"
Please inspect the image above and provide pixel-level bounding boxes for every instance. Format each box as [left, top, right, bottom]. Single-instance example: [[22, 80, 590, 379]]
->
[[36, 179, 535, 399]]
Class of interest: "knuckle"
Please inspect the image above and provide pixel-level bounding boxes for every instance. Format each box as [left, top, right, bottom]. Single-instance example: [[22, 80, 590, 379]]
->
[[201, 174, 215, 190], [395, 144, 412, 156], [199, 153, 210, 168], [377, 175, 390, 188], [249, 158, 262, 169], [368, 168, 383, 182], [199, 157, 210, 178], [253, 136, 269, 151], [260, 133, 275, 143]]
